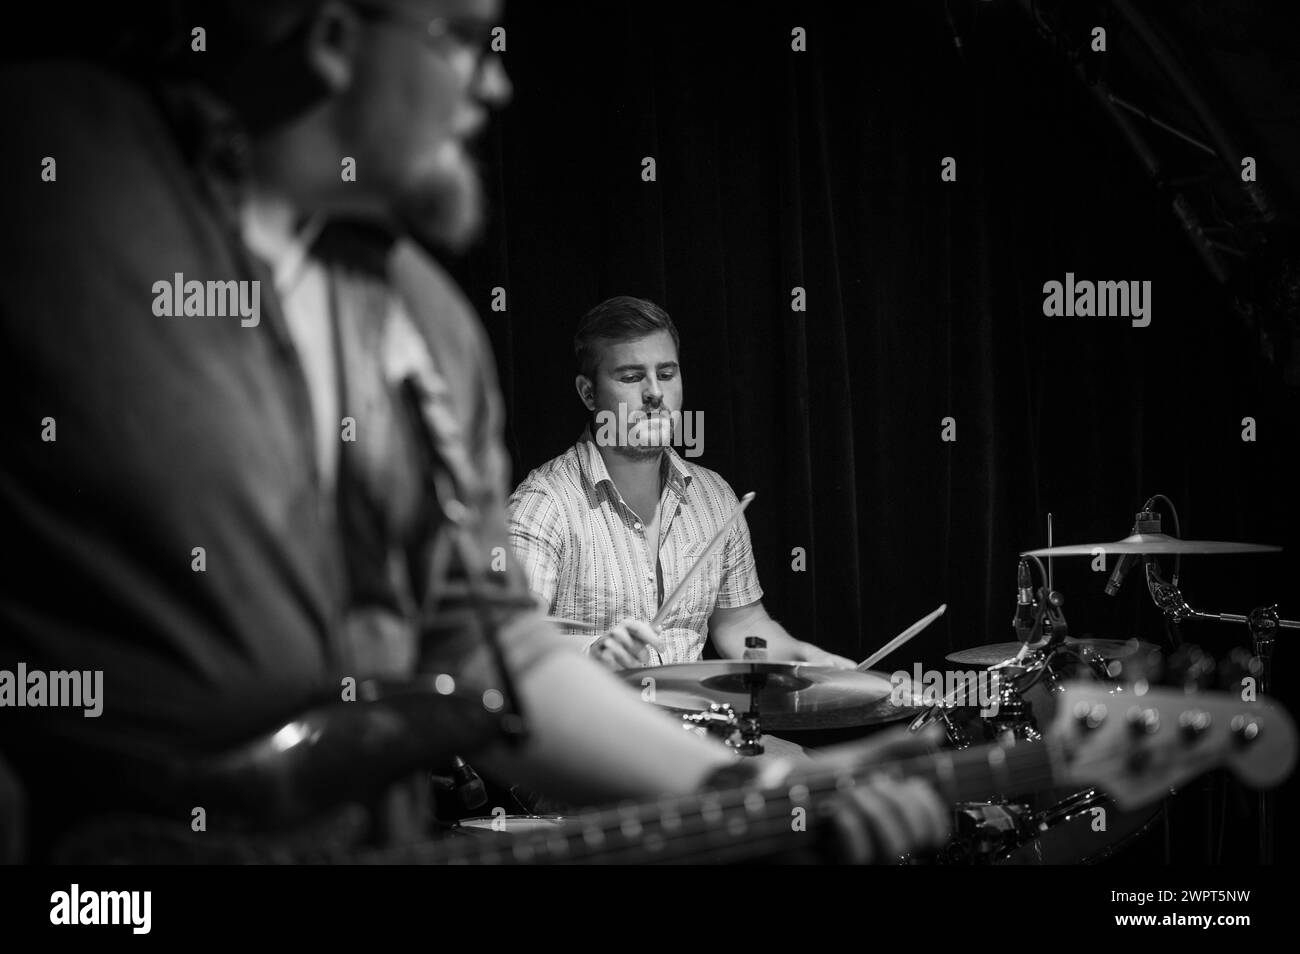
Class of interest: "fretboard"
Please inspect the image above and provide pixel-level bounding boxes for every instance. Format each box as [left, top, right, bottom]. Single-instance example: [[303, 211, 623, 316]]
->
[[376, 739, 1061, 865]]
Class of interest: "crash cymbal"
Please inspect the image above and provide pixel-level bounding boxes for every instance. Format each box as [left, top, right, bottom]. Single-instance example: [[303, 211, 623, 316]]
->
[[620, 661, 921, 730], [945, 637, 1159, 667], [1023, 533, 1279, 557]]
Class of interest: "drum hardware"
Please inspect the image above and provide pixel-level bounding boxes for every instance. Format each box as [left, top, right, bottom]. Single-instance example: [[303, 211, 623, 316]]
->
[[944, 802, 1032, 864], [1019, 494, 1293, 670], [1030, 493, 1292, 864], [906, 664, 1034, 747], [1135, 512, 1291, 863], [988, 673, 1040, 744], [912, 551, 1127, 862], [1143, 559, 1296, 693], [1033, 786, 1102, 828], [681, 702, 741, 742], [1133, 493, 1284, 868], [737, 637, 769, 755]]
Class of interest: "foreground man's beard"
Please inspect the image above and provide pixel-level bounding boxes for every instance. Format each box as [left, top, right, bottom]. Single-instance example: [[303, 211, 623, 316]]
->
[[397, 154, 486, 252]]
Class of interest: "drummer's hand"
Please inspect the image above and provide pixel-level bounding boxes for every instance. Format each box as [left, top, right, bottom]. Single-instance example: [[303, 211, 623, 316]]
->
[[590, 618, 666, 670], [794, 642, 856, 670]]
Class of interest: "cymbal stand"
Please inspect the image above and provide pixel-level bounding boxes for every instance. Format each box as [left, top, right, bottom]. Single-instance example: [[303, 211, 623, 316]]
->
[[1139, 496, 1296, 864]]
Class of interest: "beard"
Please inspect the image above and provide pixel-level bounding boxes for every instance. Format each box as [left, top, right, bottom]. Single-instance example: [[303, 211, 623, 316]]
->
[[612, 409, 676, 462], [395, 145, 486, 253], [611, 442, 664, 463]]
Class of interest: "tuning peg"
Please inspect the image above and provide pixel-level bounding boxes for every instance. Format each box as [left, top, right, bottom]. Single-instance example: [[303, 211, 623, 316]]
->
[[1166, 645, 1216, 691], [1126, 705, 1160, 736], [1177, 708, 1212, 743], [1230, 714, 1261, 748], [1072, 700, 1108, 731]]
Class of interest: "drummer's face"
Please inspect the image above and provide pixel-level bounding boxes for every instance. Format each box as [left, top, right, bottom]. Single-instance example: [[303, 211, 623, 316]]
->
[[582, 331, 682, 457]]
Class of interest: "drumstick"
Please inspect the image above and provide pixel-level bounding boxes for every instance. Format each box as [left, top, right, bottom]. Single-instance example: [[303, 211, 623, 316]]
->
[[543, 617, 601, 631], [651, 492, 756, 628], [855, 604, 947, 672]]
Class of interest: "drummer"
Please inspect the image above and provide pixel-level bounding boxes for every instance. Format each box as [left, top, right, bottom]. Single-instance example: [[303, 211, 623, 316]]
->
[[507, 296, 854, 671]]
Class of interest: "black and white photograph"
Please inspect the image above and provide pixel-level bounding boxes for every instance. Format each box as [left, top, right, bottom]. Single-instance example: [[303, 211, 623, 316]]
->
[[1, 0, 1297, 934]]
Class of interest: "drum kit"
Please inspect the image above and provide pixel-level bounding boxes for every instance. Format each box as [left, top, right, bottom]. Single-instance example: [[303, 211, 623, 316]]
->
[[554, 494, 1288, 865], [455, 494, 1292, 863]]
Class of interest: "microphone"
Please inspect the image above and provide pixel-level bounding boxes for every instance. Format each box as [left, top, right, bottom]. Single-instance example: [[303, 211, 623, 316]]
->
[[451, 756, 487, 811], [1104, 552, 1139, 597], [1013, 559, 1036, 642], [1104, 506, 1160, 596]]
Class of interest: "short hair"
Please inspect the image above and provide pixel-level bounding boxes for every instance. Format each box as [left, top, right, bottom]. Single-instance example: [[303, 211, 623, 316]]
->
[[574, 296, 680, 379]]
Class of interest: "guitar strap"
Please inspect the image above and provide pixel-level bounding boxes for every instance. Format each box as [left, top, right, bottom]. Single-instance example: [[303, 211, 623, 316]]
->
[[398, 372, 531, 745]]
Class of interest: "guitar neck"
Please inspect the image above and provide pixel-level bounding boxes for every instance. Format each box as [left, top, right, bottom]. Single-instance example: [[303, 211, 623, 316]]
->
[[378, 740, 1061, 865]]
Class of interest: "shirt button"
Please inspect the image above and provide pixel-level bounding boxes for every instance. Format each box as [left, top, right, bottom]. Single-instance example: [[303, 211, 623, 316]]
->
[[633, 521, 643, 531]]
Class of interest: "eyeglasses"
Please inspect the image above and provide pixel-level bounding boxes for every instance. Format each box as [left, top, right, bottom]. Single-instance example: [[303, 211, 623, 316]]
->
[[349, 2, 498, 71]]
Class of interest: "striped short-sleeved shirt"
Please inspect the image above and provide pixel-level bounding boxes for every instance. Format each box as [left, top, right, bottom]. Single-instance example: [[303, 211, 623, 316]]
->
[[507, 432, 764, 664]]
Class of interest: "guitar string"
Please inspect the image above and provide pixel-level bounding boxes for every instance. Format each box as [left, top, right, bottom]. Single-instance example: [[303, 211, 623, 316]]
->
[[424, 742, 1072, 863]]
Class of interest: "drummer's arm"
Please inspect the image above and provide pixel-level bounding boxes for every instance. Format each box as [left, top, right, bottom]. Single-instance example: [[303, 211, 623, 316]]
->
[[710, 601, 803, 657], [473, 633, 736, 802], [710, 602, 856, 669]]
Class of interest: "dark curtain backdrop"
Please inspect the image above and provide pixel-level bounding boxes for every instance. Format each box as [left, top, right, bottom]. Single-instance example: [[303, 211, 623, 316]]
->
[[448, 0, 1299, 687], [447, 4, 1300, 858]]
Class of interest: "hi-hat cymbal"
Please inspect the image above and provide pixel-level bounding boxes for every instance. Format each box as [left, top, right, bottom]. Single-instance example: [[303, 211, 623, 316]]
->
[[945, 637, 1159, 667], [1023, 533, 1279, 557], [620, 661, 920, 730]]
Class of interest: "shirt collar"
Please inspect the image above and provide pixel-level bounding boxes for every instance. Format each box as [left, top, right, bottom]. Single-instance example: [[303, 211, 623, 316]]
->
[[577, 428, 692, 497]]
